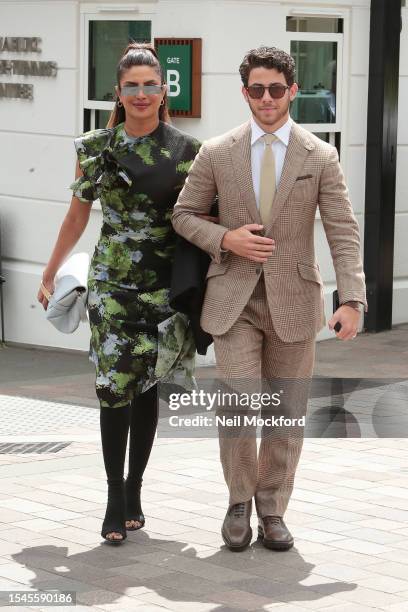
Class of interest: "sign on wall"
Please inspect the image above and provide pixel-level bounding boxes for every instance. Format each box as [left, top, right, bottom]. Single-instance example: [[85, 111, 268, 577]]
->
[[154, 38, 202, 118], [0, 36, 58, 100]]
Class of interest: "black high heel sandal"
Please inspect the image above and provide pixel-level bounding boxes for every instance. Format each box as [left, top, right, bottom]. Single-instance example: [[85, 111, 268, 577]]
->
[[125, 477, 145, 531], [101, 479, 127, 544]]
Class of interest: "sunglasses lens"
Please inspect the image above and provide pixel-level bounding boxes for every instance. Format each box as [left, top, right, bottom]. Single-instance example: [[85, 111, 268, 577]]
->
[[144, 85, 163, 95], [269, 85, 287, 99], [120, 85, 162, 96], [121, 85, 140, 96], [247, 86, 264, 99], [247, 85, 288, 99]]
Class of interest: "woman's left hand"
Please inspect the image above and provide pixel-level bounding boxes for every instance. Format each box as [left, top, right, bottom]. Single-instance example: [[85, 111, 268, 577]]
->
[[196, 214, 219, 223]]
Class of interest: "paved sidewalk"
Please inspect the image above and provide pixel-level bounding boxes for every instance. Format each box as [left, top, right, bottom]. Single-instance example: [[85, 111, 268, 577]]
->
[[0, 325, 407, 611]]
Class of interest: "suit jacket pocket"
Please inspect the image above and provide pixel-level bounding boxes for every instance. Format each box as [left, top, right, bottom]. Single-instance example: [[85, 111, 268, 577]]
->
[[295, 174, 314, 181], [297, 262, 323, 285]]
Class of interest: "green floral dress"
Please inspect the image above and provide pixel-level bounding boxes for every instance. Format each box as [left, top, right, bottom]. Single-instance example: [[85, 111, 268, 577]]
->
[[70, 121, 200, 408]]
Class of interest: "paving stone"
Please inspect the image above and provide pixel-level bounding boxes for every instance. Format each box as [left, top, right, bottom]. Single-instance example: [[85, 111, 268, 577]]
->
[[0, 562, 60, 586], [351, 517, 407, 532], [310, 562, 373, 582], [33, 509, 83, 521], [40, 526, 103, 546], [131, 550, 249, 584], [89, 595, 153, 611], [284, 592, 357, 610], [138, 586, 217, 611], [0, 527, 46, 545], [305, 549, 389, 568], [329, 537, 393, 555], [386, 603, 408, 612], [208, 587, 277, 610], [10, 519, 63, 533], [290, 526, 346, 544], [0, 508, 36, 523], [358, 575, 408, 594], [149, 528, 222, 547], [316, 605, 385, 612], [0, 499, 55, 514], [310, 584, 407, 608]]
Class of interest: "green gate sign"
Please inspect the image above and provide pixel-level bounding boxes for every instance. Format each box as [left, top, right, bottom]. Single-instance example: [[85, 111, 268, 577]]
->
[[155, 38, 202, 117], [157, 43, 191, 111]]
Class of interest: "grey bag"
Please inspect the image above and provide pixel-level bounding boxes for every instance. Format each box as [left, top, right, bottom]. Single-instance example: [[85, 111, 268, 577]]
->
[[45, 253, 89, 334]]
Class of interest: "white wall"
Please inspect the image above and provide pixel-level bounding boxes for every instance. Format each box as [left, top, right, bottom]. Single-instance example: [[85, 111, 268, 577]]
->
[[395, 7, 408, 324], [0, 0, 100, 351], [0, 0, 404, 366]]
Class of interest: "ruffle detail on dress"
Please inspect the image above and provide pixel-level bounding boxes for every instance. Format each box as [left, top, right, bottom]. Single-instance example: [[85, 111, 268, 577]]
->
[[69, 126, 132, 203]]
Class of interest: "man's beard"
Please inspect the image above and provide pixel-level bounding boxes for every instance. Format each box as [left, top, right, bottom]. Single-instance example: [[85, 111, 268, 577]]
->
[[249, 97, 290, 126]]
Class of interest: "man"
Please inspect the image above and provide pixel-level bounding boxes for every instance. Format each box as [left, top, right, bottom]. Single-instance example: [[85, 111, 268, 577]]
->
[[171, 46, 367, 552]]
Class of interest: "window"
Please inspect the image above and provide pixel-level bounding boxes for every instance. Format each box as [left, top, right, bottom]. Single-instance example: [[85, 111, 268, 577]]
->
[[82, 16, 151, 131], [286, 16, 343, 33], [287, 14, 344, 157], [290, 40, 337, 124]]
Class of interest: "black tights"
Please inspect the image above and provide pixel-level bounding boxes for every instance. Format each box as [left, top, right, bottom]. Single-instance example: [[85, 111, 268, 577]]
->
[[99, 384, 158, 522]]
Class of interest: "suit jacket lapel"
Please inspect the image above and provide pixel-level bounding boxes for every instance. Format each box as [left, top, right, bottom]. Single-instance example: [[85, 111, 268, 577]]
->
[[264, 122, 314, 234], [230, 121, 261, 225]]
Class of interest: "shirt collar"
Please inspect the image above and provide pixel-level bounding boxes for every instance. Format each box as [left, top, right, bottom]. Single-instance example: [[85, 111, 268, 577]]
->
[[250, 115, 293, 147]]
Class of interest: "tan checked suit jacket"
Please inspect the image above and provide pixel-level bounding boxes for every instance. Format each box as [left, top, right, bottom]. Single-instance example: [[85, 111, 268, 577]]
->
[[172, 120, 367, 343]]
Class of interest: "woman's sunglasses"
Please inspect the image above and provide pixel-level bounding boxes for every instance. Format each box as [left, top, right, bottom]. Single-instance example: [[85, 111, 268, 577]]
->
[[246, 84, 291, 99], [121, 84, 164, 96]]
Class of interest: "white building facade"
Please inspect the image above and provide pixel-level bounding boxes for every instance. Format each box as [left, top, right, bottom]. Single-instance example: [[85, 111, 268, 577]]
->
[[0, 0, 407, 365]]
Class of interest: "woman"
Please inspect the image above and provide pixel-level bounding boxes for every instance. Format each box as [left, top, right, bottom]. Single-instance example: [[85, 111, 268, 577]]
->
[[37, 43, 202, 544]]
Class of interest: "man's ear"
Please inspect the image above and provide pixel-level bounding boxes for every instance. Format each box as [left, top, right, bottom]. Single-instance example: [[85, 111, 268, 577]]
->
[[241, 85, 249, 103], [289, 82, 298, 102]]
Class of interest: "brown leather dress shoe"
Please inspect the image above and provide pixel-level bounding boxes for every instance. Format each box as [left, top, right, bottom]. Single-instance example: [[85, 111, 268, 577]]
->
[[258, 515, 294, 551], [221, 500, 252, 552]]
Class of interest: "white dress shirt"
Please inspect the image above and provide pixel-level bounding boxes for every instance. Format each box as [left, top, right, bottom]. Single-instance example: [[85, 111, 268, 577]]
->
[[250, 115, 293, 209]]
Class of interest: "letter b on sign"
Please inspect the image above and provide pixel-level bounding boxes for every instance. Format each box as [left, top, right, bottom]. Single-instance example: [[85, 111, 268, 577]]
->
[[157, 42, 193, 111], [167, 69, 180, 97]]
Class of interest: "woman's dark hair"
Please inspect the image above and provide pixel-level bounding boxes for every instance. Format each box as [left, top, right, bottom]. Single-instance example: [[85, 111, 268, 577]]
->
[[107, 42, 170, 127], [239, 46, 296, 87]]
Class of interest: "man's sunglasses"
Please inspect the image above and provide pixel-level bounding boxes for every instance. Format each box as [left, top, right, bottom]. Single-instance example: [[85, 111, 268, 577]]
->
[[120, 84, 164, 96], [246, 84, 291, 99]]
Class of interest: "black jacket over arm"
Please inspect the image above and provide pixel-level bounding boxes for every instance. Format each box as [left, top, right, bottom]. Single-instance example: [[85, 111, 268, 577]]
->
[[169, 236, 213, 355], [169, 202, 219, 355]]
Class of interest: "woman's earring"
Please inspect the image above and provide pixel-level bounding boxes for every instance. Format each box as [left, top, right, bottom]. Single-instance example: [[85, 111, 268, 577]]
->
[[117, 99, 123, 107], [160, 99, 165, 106]]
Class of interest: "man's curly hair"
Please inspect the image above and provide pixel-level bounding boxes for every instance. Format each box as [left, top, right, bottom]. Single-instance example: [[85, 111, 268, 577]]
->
[[239, 46, 296, 87]]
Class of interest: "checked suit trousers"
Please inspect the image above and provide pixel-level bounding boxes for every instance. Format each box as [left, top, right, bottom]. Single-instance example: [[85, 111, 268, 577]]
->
[[212, 272, 316, 518]]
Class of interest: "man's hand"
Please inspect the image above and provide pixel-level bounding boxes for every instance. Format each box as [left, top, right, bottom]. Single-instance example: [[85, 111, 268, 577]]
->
[[221, 224, 275, 263], [328, 304, 361, 340]]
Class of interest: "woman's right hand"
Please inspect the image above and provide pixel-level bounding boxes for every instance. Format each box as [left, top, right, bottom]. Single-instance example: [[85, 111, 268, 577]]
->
[[36, 162, 92, 312], [37, 275, 55, 310]]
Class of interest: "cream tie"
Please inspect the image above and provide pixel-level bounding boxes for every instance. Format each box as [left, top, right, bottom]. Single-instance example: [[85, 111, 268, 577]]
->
[[259, 133, 278, 224]]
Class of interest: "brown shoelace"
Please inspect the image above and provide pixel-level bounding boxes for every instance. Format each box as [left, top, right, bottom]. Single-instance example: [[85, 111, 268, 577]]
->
[[231, 502, 247, 517], [263, 516, 282, 526]]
